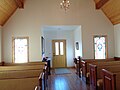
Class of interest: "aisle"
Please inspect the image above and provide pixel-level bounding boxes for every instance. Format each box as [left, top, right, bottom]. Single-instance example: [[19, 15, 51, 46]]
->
[[47, 68, 92, 90]]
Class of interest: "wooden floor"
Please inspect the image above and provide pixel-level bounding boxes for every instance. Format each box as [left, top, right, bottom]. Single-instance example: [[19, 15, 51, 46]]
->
[[47, 68, 92, 90]]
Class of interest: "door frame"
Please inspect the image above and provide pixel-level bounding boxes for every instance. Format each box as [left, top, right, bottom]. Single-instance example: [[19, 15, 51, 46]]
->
[[52, 39, 67, 68]]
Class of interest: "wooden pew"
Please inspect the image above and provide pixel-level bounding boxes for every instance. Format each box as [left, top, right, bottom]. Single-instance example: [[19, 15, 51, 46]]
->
[[0, 69, 42, 90], [0, 65, 45, 71], [2, 61, 50, 77], [43, 65, 48, 90], [81, 59, 95, 83], [2, 61, 46, 66], [102, 69, 120, 90], [0, 64, 47, 90], [74, 58, 78, 73], [77, 56, 82, 77], [37, 66, 48, 90], [0, 61, 4, 66], [2, 61, 51, 76], [114, 57, 120, 61], [74, 56, 82, 77], [89, 62, 120, 90], [39, 72, 45, 90], [81, 58, 115, 84]]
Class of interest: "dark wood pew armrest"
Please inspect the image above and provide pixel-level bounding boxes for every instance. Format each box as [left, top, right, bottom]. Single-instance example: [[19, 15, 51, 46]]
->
[[102, 69, 116, 90]]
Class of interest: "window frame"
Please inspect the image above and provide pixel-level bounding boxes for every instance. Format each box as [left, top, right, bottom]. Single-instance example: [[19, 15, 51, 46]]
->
[[12, 37, 29, 63], [93, 35, 108, 59]]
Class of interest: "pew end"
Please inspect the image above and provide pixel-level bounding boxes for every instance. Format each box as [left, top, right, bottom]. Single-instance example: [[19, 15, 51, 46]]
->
[[74, 56, 82, 78], [0, 62, 47, 90], [102, 69, 116, 90], [89, 64, 97, 90], [39, 72, 45, 90], [81, 60, 90, 84]]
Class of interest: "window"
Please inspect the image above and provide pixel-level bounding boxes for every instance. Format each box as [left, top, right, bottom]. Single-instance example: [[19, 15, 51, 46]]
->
[[54, 41, 64, 55], [55, 42, 59, 55], [94, 36, 107, 59], [60, 42, 64, 55], [12, 37, 29, 63]]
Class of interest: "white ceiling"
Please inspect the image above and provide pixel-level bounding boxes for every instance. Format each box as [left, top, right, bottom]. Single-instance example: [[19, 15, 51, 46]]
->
[[43, 25, 81, 31]]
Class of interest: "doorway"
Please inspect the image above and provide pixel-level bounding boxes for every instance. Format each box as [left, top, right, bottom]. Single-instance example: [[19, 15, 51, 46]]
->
[[52, 40, 66, 68], [42, 25, 82, 68]]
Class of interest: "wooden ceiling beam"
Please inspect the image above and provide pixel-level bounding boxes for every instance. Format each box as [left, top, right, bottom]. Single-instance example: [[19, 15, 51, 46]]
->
[[15, 0, 24, 9], [96, 0, 109, 9]]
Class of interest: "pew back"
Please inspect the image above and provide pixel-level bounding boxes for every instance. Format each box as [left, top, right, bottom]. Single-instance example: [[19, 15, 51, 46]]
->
[[90, 63, 120, 90], [0, 64, 45, 71], [102, 69, 120, 90], [0, 63, 46, 90], [74, 56, 82, 77], [3, 61, 46, 66], [0, 67, 44, 90], [81, 58, 115, 83]]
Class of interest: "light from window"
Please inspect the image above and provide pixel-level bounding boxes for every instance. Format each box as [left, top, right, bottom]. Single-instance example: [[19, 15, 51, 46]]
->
[[60, 42, 64, 55], [94, 36, 106, 59], [13, 37, 29, 63], [55, 42, 59, 55]]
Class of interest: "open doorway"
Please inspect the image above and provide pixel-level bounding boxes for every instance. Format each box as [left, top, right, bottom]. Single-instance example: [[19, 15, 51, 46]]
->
[[41, 25, 82, 68]]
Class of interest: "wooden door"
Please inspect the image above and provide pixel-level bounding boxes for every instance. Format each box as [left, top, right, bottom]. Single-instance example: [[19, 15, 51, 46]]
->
[[52, 40, 66, 68]]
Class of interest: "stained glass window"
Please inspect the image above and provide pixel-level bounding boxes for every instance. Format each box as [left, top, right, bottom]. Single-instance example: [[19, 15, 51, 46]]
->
[[94, 36, 106, 59]]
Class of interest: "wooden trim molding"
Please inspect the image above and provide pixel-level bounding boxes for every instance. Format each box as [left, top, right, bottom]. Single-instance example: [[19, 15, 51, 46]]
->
[[96, 0, 109, 9], [15, 0, 25, 8]]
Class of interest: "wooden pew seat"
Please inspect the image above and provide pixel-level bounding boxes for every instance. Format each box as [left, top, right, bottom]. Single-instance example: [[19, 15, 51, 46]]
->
[[0, 69, 42, 90], [0, 69, 42, 79], [3, 61, 46, 66], [0, 77, 39, 90], [0, 65, 45, 71], [0, 63, 47, 90]]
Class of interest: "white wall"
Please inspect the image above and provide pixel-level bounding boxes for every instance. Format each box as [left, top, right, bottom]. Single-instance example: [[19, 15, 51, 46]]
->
[[74, 27, 82, 58], [44, 30, 74, 67], [2, 0, 114, 62], [114, 24, 120, 57], [0, 26, 1, 62]]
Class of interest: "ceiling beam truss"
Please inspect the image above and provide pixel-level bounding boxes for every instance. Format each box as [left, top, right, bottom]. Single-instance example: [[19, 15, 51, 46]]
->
[[96, 0, 109, 9], [15, 0, 24, 9]]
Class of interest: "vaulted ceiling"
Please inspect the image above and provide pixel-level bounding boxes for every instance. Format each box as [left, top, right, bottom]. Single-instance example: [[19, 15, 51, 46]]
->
[[94, 0, 120, 25], [0, 0, 119, 26], [0, 0, 24, 26]]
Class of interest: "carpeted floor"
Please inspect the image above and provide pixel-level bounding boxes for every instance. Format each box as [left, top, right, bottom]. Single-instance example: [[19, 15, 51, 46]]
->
[[55, 68, 71, 75]]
